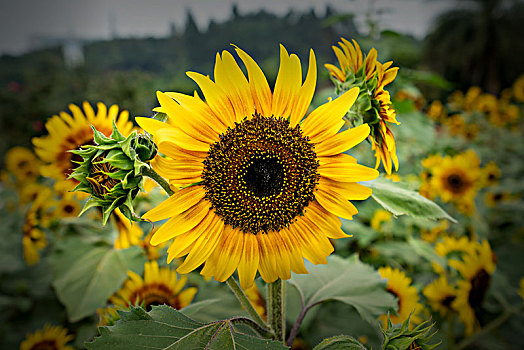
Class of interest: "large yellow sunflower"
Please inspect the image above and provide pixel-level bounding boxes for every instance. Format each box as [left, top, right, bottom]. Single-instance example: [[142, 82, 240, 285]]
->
[[449, 240, 496, 336], [378, 266, 423, 325], [20, 324, 74, 350], [138, 45, 378, 289], [32, 102, 134, 190], [325, 38, 400, 174], [110, 261, 197, 311]]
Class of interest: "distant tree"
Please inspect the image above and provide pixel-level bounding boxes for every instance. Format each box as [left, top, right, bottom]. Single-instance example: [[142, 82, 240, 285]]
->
[[423, 0, 524, 93]]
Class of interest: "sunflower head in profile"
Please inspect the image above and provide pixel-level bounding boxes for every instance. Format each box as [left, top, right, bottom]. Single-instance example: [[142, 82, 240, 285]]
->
[[32, 102, 134, 192], [449, 240, 496, 335], [422, 275, 457, 318], [138, 44, 378, 289], [70, 125, 157, 224], [20, 324, 74, 350], [325, 38, 400, 175], [110, 261, 197, 311], [378, 266, 423, 326]]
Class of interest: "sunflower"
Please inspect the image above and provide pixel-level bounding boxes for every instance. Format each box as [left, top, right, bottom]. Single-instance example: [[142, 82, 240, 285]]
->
[[422, 275, 457, 318], [325, 38, 400, 175], [378, 266, 423, 325], [449, 240, 496, 335], [110, 261, 197, 311], [425, 100, 447, 122], [138, 44, 378, 289], [484, 191, 511, 208], [370, 209, 392, 232], [244, 283, 267, 321], [420, 220, 449, 243], [512, 74, 524, 102], [22, 189, 53, 265], [112, 208, 143, 249], [428, 150, 481, 214], [481, 161, 500, 187], [32, 102, 134, 191], [52, 196, 82, 219], [139, 229, 168, 261], [20, 324, 74, 350], [5, 146, 40, 183], [435, 235, 477, 260]]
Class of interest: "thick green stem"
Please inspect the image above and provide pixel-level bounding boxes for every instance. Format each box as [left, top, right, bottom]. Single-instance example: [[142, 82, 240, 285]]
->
[[225, 277, 269, 333], [142, 166, 174, 196], [267, 279, 286, 343]]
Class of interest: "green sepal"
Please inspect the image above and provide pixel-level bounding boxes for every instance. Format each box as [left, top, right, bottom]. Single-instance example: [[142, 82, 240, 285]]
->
[[381, 314, 440, 350], [110, 119, 125, 142]]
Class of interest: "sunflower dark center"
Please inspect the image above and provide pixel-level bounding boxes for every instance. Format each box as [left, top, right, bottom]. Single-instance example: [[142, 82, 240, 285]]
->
[[29, 340, 58, 350], [64, 205, 75, 214], [202, 114, 319, 234], [468, 269, 490, 309], [441, 295, 456, 308], [244, 157, 284, 197]]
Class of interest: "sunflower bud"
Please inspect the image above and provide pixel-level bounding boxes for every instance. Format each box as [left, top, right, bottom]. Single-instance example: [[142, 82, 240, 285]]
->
[[70, 121, 157, 225], [381, 314, 439, 350]]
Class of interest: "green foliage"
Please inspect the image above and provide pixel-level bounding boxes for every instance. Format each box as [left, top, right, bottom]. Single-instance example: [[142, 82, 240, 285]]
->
[[368, 177, 456, 222], [381, 316, 439, 350], [87, 305, 287, 350], [313, 335, 366, 350], [50, 238, 145, 322], [288, 255, 397, 324]]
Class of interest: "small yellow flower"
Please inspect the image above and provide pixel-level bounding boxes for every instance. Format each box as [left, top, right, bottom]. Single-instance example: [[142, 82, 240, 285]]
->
[[484, 191, 511, 208], [420, 220, 449, 243], [379, 266, 423, 326], [20, 324, 74, 350], [435, 235, 477, 259], [370, 209, 392, 232], [423, 275, 457, 318], [113, 208, 143, 249], [110, 261, 197, 311], [426, 100, 447, 122], [512, 74, 524, 102], [5, 146, 40, 183]]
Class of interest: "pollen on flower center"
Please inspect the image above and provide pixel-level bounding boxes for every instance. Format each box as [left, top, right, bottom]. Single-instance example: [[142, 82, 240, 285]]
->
[[202, 113, 319, 234]]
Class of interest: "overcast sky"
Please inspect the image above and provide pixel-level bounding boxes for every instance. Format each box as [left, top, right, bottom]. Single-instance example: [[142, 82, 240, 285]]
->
[[0, 0, 455, 56]]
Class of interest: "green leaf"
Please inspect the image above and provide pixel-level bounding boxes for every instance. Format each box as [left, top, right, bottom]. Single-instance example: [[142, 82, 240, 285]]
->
[[367, 177, 456, 222], [87, 305, 287, 350], [313, 335, 366, 350], [288, 255, 396, 324], [51, 238, 145, 322]]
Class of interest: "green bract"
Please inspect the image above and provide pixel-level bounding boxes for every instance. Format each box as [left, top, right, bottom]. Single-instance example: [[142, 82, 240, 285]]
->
[[69, 122, 157, 225], [381, 315, 439, 350]]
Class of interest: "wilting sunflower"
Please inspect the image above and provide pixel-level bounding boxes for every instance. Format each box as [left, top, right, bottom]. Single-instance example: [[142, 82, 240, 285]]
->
[[378, 266, 423, 325], [449, 240, 496, 335], [138, 44, 378, 288], [325, 38, 400, 174], [32, 102, 134, 191], [5, 146, 40, 183], [110, 261, 197, 311], [20, 324, 74, 350], [428, 150, 481, 215], [422, 275, 457, 318]]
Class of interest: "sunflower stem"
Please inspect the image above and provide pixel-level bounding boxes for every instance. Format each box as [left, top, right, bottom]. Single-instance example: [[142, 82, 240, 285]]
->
[[142, 166, 174, 196], [225, 277, 269, 334], [267, 279, 286, 343]]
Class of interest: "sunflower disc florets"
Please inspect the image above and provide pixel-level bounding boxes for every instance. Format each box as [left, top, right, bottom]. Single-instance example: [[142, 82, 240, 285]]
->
[[70, 121, 157, 224]]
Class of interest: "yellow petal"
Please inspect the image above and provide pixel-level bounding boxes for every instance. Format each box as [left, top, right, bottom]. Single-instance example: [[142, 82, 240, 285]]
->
[[143, 185, 205, 222], [315, 187, 358, 220], [238, 233, 260, 289], [290, 49, 317, 127], [314, 123, 370, 157], [317, 178, 372, 200], [149, 200, 211, 246], [318, 162, 379, 183], [301, 87, 359, 143]]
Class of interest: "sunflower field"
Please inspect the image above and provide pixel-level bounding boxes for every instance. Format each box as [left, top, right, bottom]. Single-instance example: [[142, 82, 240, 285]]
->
[[1, 4, 524, 350]]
